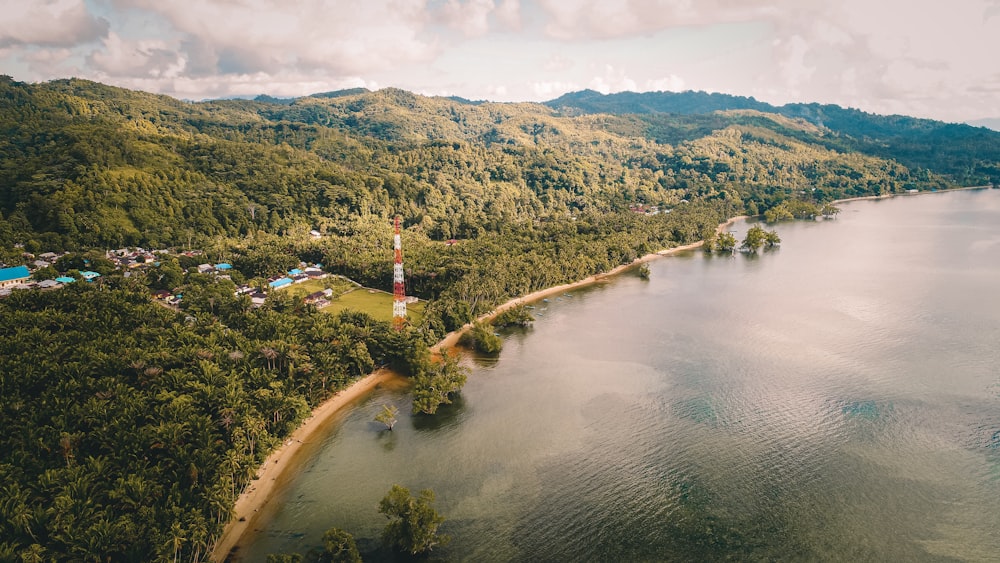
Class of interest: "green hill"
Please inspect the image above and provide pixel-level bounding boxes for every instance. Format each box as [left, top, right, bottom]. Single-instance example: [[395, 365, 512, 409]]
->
[[3, 76, 1000, 562], [544, 89, 1000, 185], [4, 76, 993, 253]]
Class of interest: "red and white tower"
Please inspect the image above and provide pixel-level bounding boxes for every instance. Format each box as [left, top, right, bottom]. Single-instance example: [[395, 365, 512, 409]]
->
[[392, 216, 407, 331]]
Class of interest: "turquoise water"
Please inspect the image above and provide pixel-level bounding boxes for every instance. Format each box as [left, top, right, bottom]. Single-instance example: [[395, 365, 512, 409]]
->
[[240, 189, 1000, 561]]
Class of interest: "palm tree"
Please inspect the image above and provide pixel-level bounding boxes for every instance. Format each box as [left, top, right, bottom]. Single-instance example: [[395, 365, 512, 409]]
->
[[167, 520, 186, 563], [259, 347, 278, 370]]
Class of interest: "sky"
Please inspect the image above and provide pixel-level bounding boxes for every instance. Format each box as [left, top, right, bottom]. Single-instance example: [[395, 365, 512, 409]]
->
[[2, 0, 999, 123]]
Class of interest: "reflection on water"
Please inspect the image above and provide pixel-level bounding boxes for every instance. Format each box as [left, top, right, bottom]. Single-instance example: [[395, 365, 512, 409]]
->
[[242, 190, 1000, 562]]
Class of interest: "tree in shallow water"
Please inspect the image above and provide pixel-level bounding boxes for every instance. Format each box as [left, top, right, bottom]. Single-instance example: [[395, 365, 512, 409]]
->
[[714, 231, 737, 253], [764, 229, 781, 248], [741, 225, 767, 253], [375, 404, 399, 431], [459, 321, 502, 354], [638, 262, 651, 280], [378, 484, 449, 556], [320, 527, 362, 563], [411, 353, 468, 415]]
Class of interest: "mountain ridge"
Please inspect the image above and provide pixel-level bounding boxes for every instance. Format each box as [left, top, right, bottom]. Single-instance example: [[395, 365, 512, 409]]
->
[[1, 76, 997, 253]]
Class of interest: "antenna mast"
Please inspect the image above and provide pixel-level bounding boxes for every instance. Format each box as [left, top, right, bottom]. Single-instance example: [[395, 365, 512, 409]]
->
[[392, 216, 407, 331]]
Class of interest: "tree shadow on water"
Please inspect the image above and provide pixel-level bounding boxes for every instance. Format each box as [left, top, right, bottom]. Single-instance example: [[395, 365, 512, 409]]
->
[[411, 394, 467, 432]]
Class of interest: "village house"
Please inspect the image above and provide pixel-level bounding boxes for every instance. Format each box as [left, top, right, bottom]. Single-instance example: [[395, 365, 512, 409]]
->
[[0, 265, 30, 289], [268, 277, 293, 289], [304, 266, 327, 279]]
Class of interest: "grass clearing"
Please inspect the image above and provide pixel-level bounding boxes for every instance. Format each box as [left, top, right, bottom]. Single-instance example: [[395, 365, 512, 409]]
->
[[274, 275, 423, 324], [322, 288, 425, 324], [281, 276, 358, 299]]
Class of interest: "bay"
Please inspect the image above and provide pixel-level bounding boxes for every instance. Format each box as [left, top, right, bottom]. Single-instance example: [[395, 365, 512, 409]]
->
[[241, 189, 1000, 562]]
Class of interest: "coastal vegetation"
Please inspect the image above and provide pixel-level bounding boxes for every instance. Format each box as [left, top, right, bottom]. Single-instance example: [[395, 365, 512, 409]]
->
[[265, 526, 361, 563], [0, 281, 425, 561], [1, 76, 999, 560], [374, 404, 399, 431], [711, 231, 738, 253], [741, 225, 770, 253], [492, 304, 534, 328], [459, 320, 504, 354], [410, 354, 468, 415], [378, 485, 449, 556], [638, 262, 651, 280]]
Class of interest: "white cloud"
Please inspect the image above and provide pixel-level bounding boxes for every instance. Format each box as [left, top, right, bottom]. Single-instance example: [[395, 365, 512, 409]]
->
[[588, 64, 637, 94], [87, 32, 185, 78], [0, 0, 108, 47], [537, 0, 744, 40], [529, 0, 1000, 120], [1, 0, 999, 121], [109, 72, 380, 101], [439, 0, 497, 37], [646, 74, 685, 92], [494, 0, 522, 29], [543, 54, 574, 72], [531, 80, 581, 98], [110, 0, 440, 77]]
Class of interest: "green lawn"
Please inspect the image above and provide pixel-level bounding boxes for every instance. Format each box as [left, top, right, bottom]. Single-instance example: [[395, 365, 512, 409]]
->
[[322, 288, 425, 324], [282, 276, 357, 299], [276, 276, 423, 324]]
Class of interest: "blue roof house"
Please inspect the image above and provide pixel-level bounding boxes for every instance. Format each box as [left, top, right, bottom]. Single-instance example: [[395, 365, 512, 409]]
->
[[215, 263, 232, 270], [0, 265, 30, 288], [269, 277, 293, 289], [80, 271, 101, 282], [55, 276, 76, 284]]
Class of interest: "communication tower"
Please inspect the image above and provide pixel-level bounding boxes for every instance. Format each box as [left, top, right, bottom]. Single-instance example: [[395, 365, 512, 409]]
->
[[392, 216, 406, 330]]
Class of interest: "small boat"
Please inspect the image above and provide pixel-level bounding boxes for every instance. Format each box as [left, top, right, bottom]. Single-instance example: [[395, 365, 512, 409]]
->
[[525, 305, 535, 309], [542, 298, 549, 303]]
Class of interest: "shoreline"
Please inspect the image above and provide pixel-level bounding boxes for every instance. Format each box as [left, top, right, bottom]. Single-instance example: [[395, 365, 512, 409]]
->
[[211, 368, 403, 561], [212, 224, 739, 561], [211, 187, 991, 559], [830, 184, 991, 206], [430, 227, 744, 353]]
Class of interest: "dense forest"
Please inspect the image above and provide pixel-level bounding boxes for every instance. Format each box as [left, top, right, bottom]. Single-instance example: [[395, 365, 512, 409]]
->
[[5, 75, 995, 256], [2, 76, 999, 561]]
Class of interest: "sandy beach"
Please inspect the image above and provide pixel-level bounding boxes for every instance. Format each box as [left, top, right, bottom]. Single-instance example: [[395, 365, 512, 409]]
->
[[830, 185, 991, 206], [211, 368, 403, 562], [212, 220, 745, 561]]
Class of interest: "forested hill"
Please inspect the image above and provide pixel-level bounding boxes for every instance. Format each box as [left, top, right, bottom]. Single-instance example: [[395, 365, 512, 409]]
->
[[3, 76, 997, 253], [3, 78, 1000, 561], [544, 89, 1000, 184]]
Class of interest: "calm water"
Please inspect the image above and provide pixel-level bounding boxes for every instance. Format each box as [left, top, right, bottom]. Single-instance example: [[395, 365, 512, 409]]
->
[[242, 190, 1000, 562]]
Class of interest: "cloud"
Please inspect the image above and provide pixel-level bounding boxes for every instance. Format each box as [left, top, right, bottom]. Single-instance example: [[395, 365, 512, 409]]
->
[[537, 0, 751, 40], [531, 79, 581, 98], [646, 74, 685, 92], [438, 0, 497, 37], [543, 54, 574, 72], [588, 64, 637, 94], [494, 0, 522, 29], [0, 0, 108, 47], [87, 33, 185, 78], [106, 71, 381, 101], [110, 0, 441, 77], [2, 0, 999, 121]]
